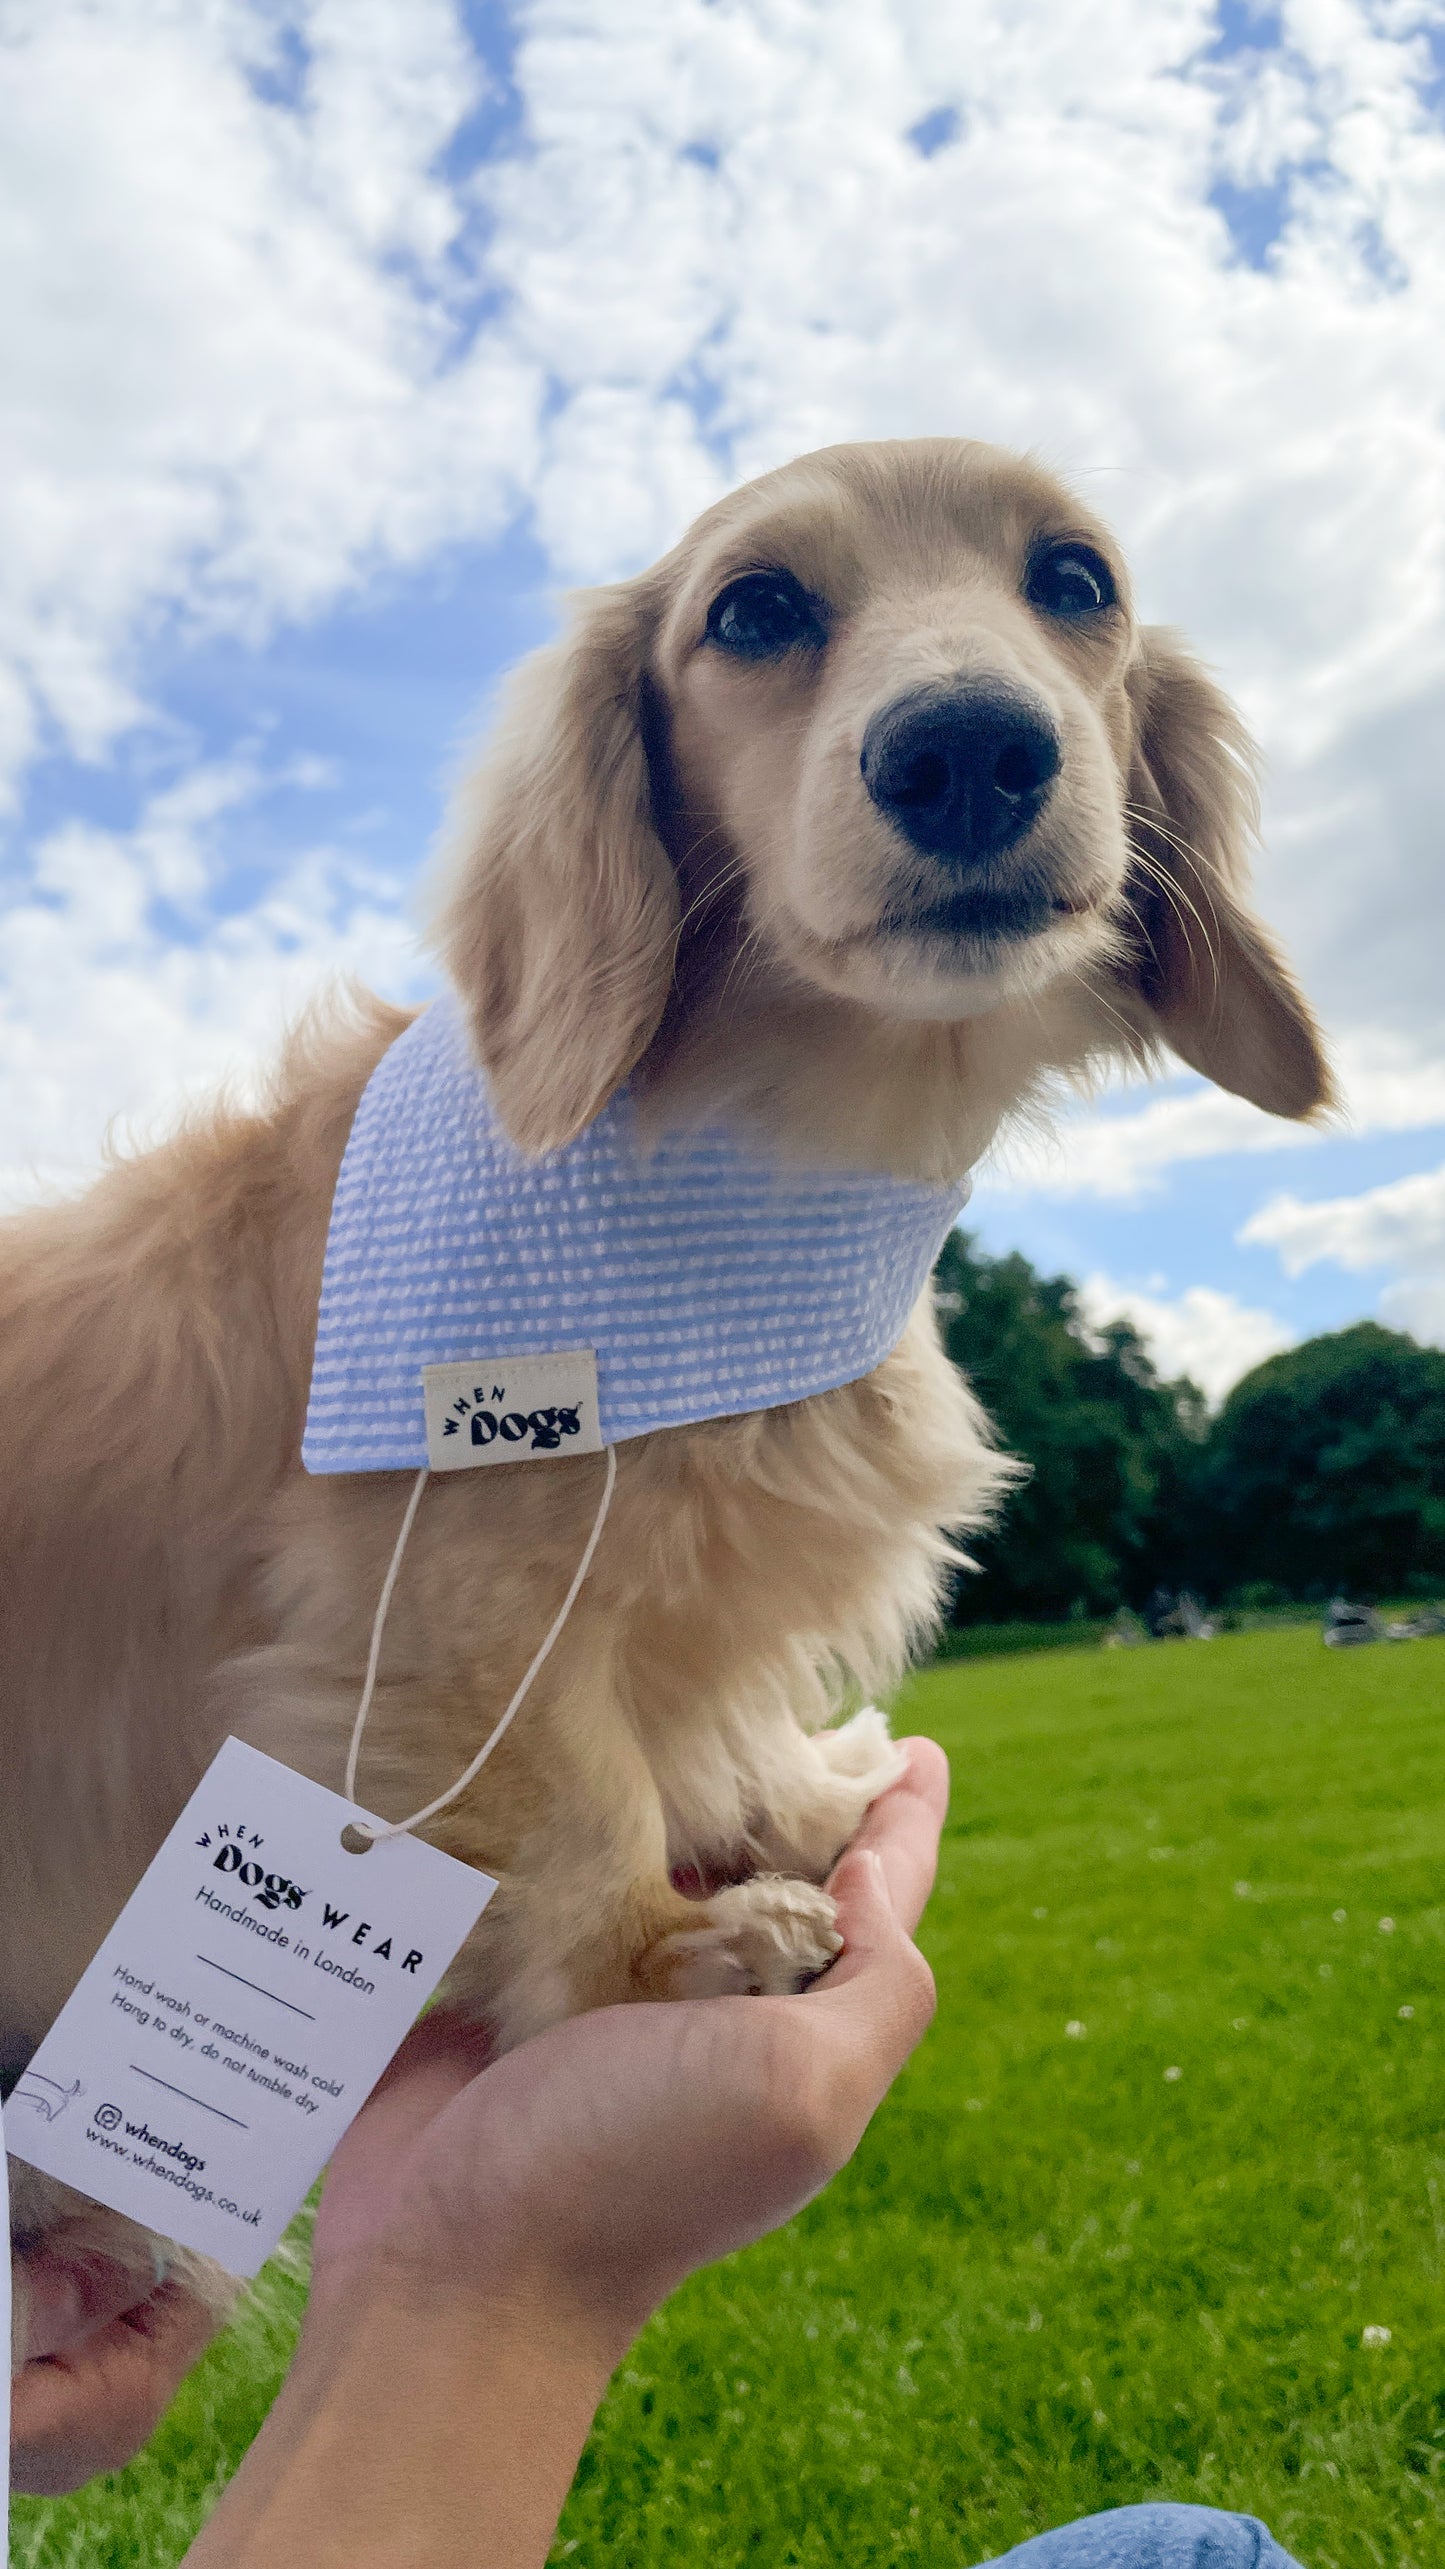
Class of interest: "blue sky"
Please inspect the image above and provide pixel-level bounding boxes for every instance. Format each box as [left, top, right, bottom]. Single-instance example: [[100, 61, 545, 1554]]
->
[[2, 0, 1443, 1397]]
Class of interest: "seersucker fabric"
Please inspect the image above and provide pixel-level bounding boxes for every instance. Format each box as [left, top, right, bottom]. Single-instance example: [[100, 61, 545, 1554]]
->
[[302, 992, 970, 1473]]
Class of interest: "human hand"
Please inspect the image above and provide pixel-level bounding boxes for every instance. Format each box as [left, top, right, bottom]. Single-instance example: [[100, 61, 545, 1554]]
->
[[11, 1745, 944, 2510], [311, 1735, 947, 2354], [181, 1739, 946, 2565], [9, 2243, 221, 2497]]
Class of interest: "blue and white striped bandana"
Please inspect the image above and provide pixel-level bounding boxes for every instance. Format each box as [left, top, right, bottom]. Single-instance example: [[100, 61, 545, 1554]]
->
[[301, 992, 969, 1473]]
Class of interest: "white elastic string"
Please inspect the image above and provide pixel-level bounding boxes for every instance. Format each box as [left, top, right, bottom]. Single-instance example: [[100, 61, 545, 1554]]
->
[[344, 1465, 431, 1808], [343, 1441, 618, 1845]]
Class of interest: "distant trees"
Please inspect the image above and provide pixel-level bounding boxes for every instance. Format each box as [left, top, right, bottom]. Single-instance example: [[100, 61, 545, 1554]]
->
[[934, 1240, 1445, 1624], [934, 1230, 1205, 1624], [1194, 1323, 1445, 1601]]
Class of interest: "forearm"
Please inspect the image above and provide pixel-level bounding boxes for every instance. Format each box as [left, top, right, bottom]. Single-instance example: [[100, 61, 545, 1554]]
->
[[184, 2280, 623, 2569], [184, 1754, 946, 2561]]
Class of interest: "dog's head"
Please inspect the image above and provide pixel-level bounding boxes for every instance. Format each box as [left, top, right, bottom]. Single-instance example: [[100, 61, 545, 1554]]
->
[[437, 439, 1330, 1174]]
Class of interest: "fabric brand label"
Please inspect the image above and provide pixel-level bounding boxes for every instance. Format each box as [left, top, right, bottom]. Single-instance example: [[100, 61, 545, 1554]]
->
[[422, 1348, 603, 1472], [6, 1738, 496, 2279]]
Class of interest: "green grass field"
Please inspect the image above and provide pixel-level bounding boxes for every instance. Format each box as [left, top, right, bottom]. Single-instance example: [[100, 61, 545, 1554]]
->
[[13, 1627, 1445, 2568]]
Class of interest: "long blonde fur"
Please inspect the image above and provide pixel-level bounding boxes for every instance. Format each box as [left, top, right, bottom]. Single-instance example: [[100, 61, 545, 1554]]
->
[[4, 439, 1327, 2324]]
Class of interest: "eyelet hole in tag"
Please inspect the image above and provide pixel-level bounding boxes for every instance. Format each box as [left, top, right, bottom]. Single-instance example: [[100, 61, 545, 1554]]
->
[[339, 1824, 374, 1855]]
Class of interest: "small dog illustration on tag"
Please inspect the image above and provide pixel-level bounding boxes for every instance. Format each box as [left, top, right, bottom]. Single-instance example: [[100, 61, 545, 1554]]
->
[[12, 2070, 83, 2123]]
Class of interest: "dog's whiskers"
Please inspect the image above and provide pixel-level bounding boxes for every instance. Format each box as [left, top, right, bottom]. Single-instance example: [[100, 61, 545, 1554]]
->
[[1119, 811, 1226, 1004]]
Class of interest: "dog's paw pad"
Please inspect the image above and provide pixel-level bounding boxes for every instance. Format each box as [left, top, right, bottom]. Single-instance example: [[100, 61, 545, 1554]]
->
[[652, 1876, 842, 1999]]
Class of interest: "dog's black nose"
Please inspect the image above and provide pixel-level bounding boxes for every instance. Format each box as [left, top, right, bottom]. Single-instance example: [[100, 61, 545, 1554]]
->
[[861, 684, 1061, 864]]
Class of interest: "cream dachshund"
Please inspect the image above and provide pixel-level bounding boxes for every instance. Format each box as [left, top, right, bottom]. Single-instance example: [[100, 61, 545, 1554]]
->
[[2, 437, 1329, 2329]]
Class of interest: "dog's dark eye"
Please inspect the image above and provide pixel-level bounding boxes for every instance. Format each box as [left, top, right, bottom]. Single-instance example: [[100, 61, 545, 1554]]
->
[[1025, 542, 1118, 621], [705, 570, 827, 660]]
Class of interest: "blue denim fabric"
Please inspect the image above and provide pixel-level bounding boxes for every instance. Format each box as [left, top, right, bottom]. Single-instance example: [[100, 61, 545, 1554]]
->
[[979, 2502, 1306, 2569]]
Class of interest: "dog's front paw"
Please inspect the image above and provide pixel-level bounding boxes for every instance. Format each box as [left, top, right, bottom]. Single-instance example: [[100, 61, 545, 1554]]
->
[[646, 1875, 843, 1999], [748, 1705, 909, 1882], [815, 1703, 909, 1793]]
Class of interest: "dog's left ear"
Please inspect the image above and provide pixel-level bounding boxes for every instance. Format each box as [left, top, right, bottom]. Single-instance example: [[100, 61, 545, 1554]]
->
[[436, 575, 679, 1155], [1116, 626, 1333, 1119]]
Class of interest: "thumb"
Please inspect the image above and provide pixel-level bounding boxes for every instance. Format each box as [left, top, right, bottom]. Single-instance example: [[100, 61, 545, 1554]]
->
[[803, 1844, 937, 2119], [814, 1844, 934, 2018], [824, 1844, 897, 1974]]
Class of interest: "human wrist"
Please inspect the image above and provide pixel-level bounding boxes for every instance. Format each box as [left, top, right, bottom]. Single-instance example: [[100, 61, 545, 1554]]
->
[[187, 2275, 621, 2567], [309, 2218, 650, 2376], [317, 2250, 637, 2384], [310, 2106, 688, 2362]]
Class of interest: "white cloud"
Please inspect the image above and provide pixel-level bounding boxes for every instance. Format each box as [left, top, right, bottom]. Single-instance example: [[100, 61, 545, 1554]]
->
[[985, 1075, 1320, 1202], [1078, 1273, 1295, 1399], [1388, 1275, 1445, 1342], [0, 0, 538, 789], [0, 759, 431, 1207], [1242, 1161, 1445, 1277], [2, 0, 1445, 1209], [1240, 1159, 1445, 1343], [984, 1031, 1445, 1204]]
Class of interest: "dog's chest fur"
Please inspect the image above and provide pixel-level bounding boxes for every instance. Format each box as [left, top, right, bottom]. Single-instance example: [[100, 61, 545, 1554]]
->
[[0, 998, 1003, 2069]]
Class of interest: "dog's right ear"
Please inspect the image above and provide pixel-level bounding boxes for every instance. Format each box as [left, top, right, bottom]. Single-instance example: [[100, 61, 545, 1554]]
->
[[435, 577, 679, 1156]]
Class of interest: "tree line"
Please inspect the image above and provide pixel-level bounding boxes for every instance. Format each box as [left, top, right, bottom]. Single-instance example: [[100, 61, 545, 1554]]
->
[[933, 1230, 1445, 1626]]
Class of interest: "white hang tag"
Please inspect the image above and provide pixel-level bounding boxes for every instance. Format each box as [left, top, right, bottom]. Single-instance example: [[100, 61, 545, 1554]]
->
[[6, 1738, 496, 2280], [423, 1349, 602, 1472]]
